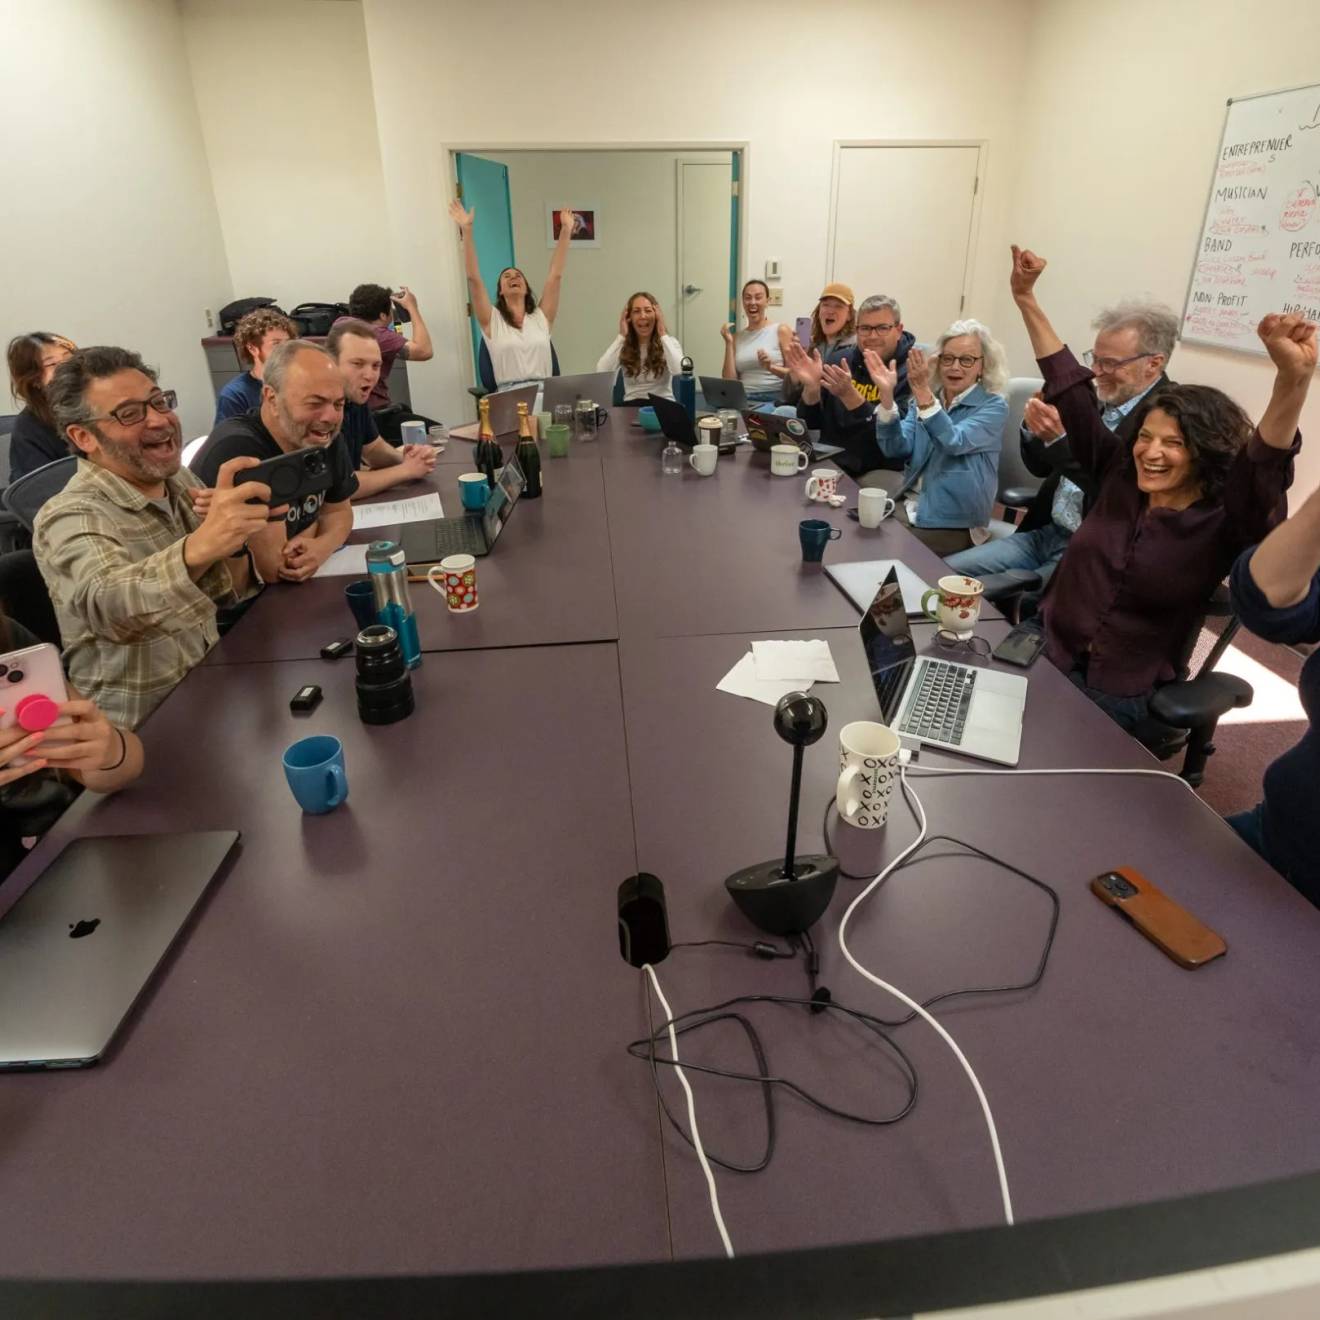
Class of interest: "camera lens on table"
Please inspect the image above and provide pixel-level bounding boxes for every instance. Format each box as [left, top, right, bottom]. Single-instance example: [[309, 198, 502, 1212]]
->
[[354, 624, 415, 726]]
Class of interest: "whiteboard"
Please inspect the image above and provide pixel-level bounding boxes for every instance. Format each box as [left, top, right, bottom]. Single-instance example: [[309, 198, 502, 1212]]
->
[[1182, 82, 1320, 355]]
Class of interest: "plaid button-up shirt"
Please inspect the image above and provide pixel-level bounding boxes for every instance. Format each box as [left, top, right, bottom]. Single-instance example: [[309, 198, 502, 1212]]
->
[[34, 459, 245, 730]]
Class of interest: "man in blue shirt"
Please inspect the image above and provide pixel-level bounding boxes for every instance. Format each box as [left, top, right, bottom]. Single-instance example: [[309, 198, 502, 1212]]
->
[[213, 308, 295, 423]]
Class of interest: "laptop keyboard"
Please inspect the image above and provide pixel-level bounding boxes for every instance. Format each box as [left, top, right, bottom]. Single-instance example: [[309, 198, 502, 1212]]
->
[[897, 659, 975, 746], [428, 516, 485, 559]]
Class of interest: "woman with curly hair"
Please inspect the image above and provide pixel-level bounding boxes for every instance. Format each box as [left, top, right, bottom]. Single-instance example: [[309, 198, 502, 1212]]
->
[[1008, 243, 1312, 729], [869, 318, 1008, 555], [596, 292, 685, 403], [7, 332, 77, 481]]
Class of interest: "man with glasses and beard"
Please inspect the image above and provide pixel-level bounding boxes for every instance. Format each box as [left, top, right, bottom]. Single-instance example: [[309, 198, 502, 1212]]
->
[[192, 339, 356, 585], [34, 347, 277, 729]]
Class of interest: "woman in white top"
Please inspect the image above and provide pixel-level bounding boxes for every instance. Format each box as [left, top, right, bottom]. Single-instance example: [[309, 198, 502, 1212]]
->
[[719, 279, 794, 405], [597, 292, 685, 403], [448, 199, 574, 386]]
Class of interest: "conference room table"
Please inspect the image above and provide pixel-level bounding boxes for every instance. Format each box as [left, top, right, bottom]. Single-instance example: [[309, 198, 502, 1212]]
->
[[3, 409, 1320, 1286]]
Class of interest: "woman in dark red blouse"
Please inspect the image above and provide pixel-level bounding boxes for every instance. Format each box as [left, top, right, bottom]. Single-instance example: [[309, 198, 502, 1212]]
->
[[1008, 245, 1315, 728]]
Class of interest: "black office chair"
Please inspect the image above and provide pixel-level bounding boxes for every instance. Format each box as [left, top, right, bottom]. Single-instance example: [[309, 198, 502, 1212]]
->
[[466, 340, 562, 401], [2, 455, 78, 532], [0, 414, 23, 554], [0, 549, 61, 646]]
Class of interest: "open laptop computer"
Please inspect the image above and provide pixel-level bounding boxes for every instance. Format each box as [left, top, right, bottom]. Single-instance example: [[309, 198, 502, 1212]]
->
[[401, 453, 526, 566], [742, 410, 845, 462], [541, 371, 616, 413], [0, 831, 240, 1070], [860, 567, 1027, 766], [449, 383, 538, 440], [828, 558, 934, 617], [699, 375, 749, 412], [647, 392, 700, 447]]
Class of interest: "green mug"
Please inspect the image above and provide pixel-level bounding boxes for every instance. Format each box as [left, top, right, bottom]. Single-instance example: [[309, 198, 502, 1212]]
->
[[545, 422, 571, 458]]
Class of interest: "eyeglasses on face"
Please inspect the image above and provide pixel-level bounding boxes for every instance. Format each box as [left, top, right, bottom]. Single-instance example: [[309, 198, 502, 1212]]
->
[[937, 354, 982, 368], [1082, 350, 1154, 373], [93, 389, 178, 427], [857, 322, 898, 336]]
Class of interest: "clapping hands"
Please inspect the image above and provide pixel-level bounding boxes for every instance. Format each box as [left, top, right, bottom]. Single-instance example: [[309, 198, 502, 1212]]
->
[[861, 348, 898, 409]]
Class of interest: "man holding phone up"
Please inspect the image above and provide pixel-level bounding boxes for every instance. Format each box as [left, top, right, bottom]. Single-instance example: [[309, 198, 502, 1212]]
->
[[34, 346, 276, 729], [192, 340, 357, 584]]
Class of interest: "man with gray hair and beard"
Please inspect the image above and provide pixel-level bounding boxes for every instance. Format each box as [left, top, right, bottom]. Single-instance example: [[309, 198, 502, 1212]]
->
[[192, 338, 356, 585], [34, 346, 275, 728], [946, 299, 1177, 584]]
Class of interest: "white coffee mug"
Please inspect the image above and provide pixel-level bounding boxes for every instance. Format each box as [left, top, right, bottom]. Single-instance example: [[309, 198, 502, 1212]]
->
[[921, 574, 984, 639], [804, 468, 839, 502], [836, 721, 902, 830], [771, 443, 809, 476], [689, 443, 718, 476], [858, 489, 896, 528]]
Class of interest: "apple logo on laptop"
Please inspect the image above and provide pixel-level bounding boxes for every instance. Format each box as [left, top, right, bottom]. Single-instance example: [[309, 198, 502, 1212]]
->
[[68, 918, 101, 939]]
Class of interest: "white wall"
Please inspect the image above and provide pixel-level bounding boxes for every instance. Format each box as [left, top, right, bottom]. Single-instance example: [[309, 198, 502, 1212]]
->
[[179, 0, 394, 311], [491, 149, 730, 379], [1002, 0, 1320, 503], [0, 0, 233, 441], [359, 0, 1033, 425]]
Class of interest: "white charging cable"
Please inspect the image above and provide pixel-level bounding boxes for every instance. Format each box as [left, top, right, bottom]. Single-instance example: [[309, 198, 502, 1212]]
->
[[642, 962, 735, 1258], [836, 762, 1017, 1224]]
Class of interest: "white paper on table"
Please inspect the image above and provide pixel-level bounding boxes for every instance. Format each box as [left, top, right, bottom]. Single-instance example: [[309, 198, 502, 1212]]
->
[[716, 653, 814, 707], [351, 492, 443, 531], [314, 543, 371, 577], [750, 639, 840, 684]]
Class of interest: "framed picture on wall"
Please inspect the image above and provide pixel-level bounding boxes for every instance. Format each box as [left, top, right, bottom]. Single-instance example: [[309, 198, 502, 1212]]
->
[[547, 204, 600, 248]]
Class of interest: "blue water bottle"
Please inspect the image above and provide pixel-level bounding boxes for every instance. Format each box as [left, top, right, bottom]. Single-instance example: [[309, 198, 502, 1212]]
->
[[366, 541, 421, 670], [674, 355, 696, 423]]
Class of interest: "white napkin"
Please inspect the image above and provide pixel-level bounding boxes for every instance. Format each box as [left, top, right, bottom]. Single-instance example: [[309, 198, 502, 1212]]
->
[[717, 654, 812, 707]]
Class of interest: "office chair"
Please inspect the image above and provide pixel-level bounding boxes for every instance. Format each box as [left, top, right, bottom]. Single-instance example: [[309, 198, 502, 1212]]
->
[[2, 455, 78, 532], [0, 415, 23, 554], [0, 549, 60, 646], [182, 435, 209, 467], [986, 376, 1045, 540], [467, 341, 562, 401]]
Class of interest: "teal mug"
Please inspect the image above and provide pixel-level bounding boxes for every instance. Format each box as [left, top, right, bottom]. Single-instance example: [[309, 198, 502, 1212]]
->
[[282, 735, 348, 814], [459, 472, 489, 511]]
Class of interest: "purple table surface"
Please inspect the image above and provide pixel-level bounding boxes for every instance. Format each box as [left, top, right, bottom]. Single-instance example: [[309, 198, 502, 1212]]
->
[[0, 645, 670, 1280], [617, 624, 1320, 1260], [204, 458, 617, 665]]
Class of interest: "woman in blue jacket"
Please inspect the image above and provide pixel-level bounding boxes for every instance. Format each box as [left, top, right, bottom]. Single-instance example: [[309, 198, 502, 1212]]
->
[[866, 319, 1008, 555]]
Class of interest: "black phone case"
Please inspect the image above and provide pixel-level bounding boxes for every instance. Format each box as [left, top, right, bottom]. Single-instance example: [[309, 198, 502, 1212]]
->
[[992, 626, 1046, 668], [234, 448, 335, 511]]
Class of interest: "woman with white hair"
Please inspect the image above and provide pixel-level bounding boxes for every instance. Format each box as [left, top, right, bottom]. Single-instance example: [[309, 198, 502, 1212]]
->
[[866, 319, 1008, 554]]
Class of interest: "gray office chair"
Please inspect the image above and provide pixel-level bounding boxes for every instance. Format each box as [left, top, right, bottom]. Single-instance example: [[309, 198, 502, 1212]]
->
[[986, 376, 1044, 540], [2, 455, 78, 532]]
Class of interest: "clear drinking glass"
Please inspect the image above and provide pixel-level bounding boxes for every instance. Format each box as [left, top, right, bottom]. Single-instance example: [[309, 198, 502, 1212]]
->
[[661, 439, 684, 475], [718, 409, 741, 444]]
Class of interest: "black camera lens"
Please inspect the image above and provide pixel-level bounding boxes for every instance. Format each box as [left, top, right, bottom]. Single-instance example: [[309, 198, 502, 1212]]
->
[[306, 451, 327, 476], [354, 625, 414, 725], [6, 669, 23, 684]]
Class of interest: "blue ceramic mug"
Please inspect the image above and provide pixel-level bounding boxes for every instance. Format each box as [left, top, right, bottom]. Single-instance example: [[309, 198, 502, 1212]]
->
[[459, 472, 489, 512], [282, 735, 348, 814], [799, 518, 842, 563]]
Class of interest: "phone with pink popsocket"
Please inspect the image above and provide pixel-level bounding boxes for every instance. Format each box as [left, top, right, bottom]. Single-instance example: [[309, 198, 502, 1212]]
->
[[0, 642, 71, 738]]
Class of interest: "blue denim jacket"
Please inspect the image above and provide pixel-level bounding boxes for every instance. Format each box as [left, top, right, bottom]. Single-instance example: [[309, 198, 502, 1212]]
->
[[875, 385, 1007, 528]]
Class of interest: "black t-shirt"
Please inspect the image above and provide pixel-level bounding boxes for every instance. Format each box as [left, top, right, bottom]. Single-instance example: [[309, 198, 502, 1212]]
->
[[193, 411, 357, 537], [9, 408, 68, 483], [340, 401, 379, 470]]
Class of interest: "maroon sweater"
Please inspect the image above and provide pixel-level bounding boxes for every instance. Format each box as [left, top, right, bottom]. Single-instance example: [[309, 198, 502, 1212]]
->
[[1038, 347, 1297, 696]]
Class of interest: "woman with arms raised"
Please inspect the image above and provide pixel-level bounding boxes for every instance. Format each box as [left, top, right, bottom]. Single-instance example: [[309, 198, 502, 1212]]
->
[[447, 200, 575, 386], [1009, 243, 1312, 729], [597, 292, 685, 402], [719, 279, 794, 405]]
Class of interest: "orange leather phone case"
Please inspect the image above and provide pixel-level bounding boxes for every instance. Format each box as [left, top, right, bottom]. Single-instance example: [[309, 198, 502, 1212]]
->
[[1090, 866, 1227, 969]]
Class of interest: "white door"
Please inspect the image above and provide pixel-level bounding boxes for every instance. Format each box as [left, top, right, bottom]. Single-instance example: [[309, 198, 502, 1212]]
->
[[676, 159, 733, 378], [830, 145, 981, 340]]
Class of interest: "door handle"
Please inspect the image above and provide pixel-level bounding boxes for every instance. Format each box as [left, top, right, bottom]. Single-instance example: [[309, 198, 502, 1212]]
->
[[683, 284, 703, 295]]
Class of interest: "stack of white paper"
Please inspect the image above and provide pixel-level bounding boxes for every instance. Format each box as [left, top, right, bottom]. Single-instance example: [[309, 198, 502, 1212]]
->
[[716, 639, 840, 706]]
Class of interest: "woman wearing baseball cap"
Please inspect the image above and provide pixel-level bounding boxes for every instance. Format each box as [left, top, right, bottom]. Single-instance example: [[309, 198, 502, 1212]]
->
[[779, 283, 857, 405]]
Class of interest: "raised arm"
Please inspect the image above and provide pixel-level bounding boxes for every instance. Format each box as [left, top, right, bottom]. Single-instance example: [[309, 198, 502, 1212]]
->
[[394, 287, 433, 363], [720, 322, 737, 379], [1256, 313, 1317, 451], [1240, 483, 1320, 611], [448, 200, 493, 334], [539, 208, 574, 326], [1009, 245, 1064, 359]]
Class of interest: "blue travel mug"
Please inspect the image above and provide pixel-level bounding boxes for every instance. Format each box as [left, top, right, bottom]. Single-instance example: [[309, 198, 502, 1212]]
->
[[345, 580, 377, 630], [799, 518, 842, 563], [282, 735, 348, 814]]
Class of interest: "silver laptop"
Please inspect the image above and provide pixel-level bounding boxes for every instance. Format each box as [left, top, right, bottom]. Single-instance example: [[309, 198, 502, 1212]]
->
[[482, 384, 538, 437], [0, 831, 239, 1070], [699, 375, 749, 412], [828, 558, 934, 617], [541, 371, 615, 413], [860, 568, 1027, 766]]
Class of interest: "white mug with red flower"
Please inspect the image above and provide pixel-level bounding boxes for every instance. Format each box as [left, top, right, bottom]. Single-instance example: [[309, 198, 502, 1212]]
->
[[920, 574, 983, 639], [428, 554, 479, 613]]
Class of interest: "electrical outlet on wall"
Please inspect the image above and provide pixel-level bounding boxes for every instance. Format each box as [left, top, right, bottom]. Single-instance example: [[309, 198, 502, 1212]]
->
[[767, 288, 783, 306], [204, 308, 215, 329]]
